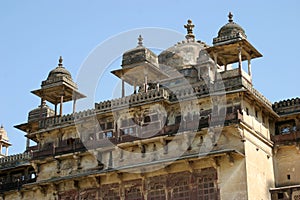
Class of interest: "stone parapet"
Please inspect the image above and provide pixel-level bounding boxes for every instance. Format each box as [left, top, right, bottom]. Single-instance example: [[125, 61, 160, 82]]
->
[[0, 152, 32, 168], [41, 76, 77, 89], [95, 88, 169, 111], [273, 98, 300, 115], [38, 109, 95, 129]]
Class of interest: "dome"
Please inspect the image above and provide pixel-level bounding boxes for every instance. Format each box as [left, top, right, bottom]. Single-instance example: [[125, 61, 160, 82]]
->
[[158, 19, 209, 70], [0, 126, 9, 142], [213, 12, 247, 45], [28, 101, 55, 122], [158, 40, 208, 70], [122, 35, 158, 68], [47, 56, 72, 80]]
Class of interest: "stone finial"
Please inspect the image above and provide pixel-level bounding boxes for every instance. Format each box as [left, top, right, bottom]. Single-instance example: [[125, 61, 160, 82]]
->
[[228, 12, 233, 23], [184, 19, 195, 39], [137, 35, 143, 47], [58, 56, 63, 67]]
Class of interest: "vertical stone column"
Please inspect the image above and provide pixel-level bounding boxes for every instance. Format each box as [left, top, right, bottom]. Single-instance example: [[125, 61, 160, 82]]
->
[[73, 98, 77, 114], [26, 138, 30, 149], [144, 66, 148, 93], [54, 103, 57, 116], [121, 78, 125, 98], [144, 75, 148, 93], [39, 98, 44, 120], [60, 95, 64, 116], [5, 146, 8, 156], [238, 46, 242, 73], [247, 58, 252, 77], [26, 128, 30, 149]]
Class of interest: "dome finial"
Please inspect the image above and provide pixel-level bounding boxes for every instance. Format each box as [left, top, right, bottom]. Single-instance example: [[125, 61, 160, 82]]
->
[[228, 12, 233, 23], [184, 19, 195, 39], [58, 56, 63, 67], [137, 35, 143, 47]]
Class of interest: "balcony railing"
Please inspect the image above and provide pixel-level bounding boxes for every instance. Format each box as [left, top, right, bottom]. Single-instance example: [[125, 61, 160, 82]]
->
[[0, 152, 32, 165], [31, 108, 243, 158], [32, 138, 87, 159], [95, 88, 169, 111], [38, 109, 95, 129], [0, 178, 36, 193], [271, 130, 300, 144]]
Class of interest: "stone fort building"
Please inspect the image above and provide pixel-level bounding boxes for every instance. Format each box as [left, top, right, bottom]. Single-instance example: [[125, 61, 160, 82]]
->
[[0, 13, 299, 200]]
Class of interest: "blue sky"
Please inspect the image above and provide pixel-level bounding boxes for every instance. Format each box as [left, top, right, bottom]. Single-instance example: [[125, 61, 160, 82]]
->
[[0, 1, 299, 154]]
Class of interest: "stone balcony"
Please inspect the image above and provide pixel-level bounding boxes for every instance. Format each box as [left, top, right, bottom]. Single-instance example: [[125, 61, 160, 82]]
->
[[38, 109, 95, 129], [32, 138, 87, 160], [271, 130, 300, 145], [0, 152, 36, 193], [95, 88, 170, 111], [32, 107, 243, 159], [0, 177, 36, 193], [37, 89, 170, 130], [34, 67, 266, 133], [0, 152, 32, 169]]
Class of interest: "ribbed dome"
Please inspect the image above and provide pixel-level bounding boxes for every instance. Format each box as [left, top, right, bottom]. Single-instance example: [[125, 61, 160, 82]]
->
[[47, 56, 72, 80], [158, 19, 209, 70], [217, 20, 246, 39], [122, 35, 158, 68], [213, 12, 247, 45], [158, 40, 208, 70], [0, 126, 9, 141], [28, 101, 55, 122]]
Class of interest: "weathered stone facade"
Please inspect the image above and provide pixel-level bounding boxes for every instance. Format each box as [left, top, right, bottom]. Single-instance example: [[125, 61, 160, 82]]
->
[[0, 13, 299, 200]]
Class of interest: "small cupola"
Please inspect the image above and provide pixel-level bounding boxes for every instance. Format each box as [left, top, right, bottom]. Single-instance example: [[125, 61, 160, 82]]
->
[[213, 12, 247, 45], [206, 12, 262, 83], [41, 56, 76, 90], [121, 35, 159, 68], [0, 125, 11, 157], [112, 35, 168, 95], [31, 56, 86, 116], [28, 101, 55, 122]]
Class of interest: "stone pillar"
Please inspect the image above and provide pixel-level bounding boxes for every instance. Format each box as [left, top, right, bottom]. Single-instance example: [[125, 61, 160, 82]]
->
[[26, 138, 30, 149], [238, 47, 242, 73], [54, 104, 57, 116], [26, 128, 30, 150], [60, 95, 64, 116], [0, 144, 2, 155], [121, 79, 125, 97], [5, 146, 8, 156], [144, 67, 148, 93], [73, 98, 77, 114], [247, 58, 252, 77], [39, 98, 44, 120], [144, 75, 148, 93]]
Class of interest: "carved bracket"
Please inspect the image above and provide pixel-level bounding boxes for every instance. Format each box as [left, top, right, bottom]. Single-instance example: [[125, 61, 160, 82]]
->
[[227, 153, 234, 166]]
